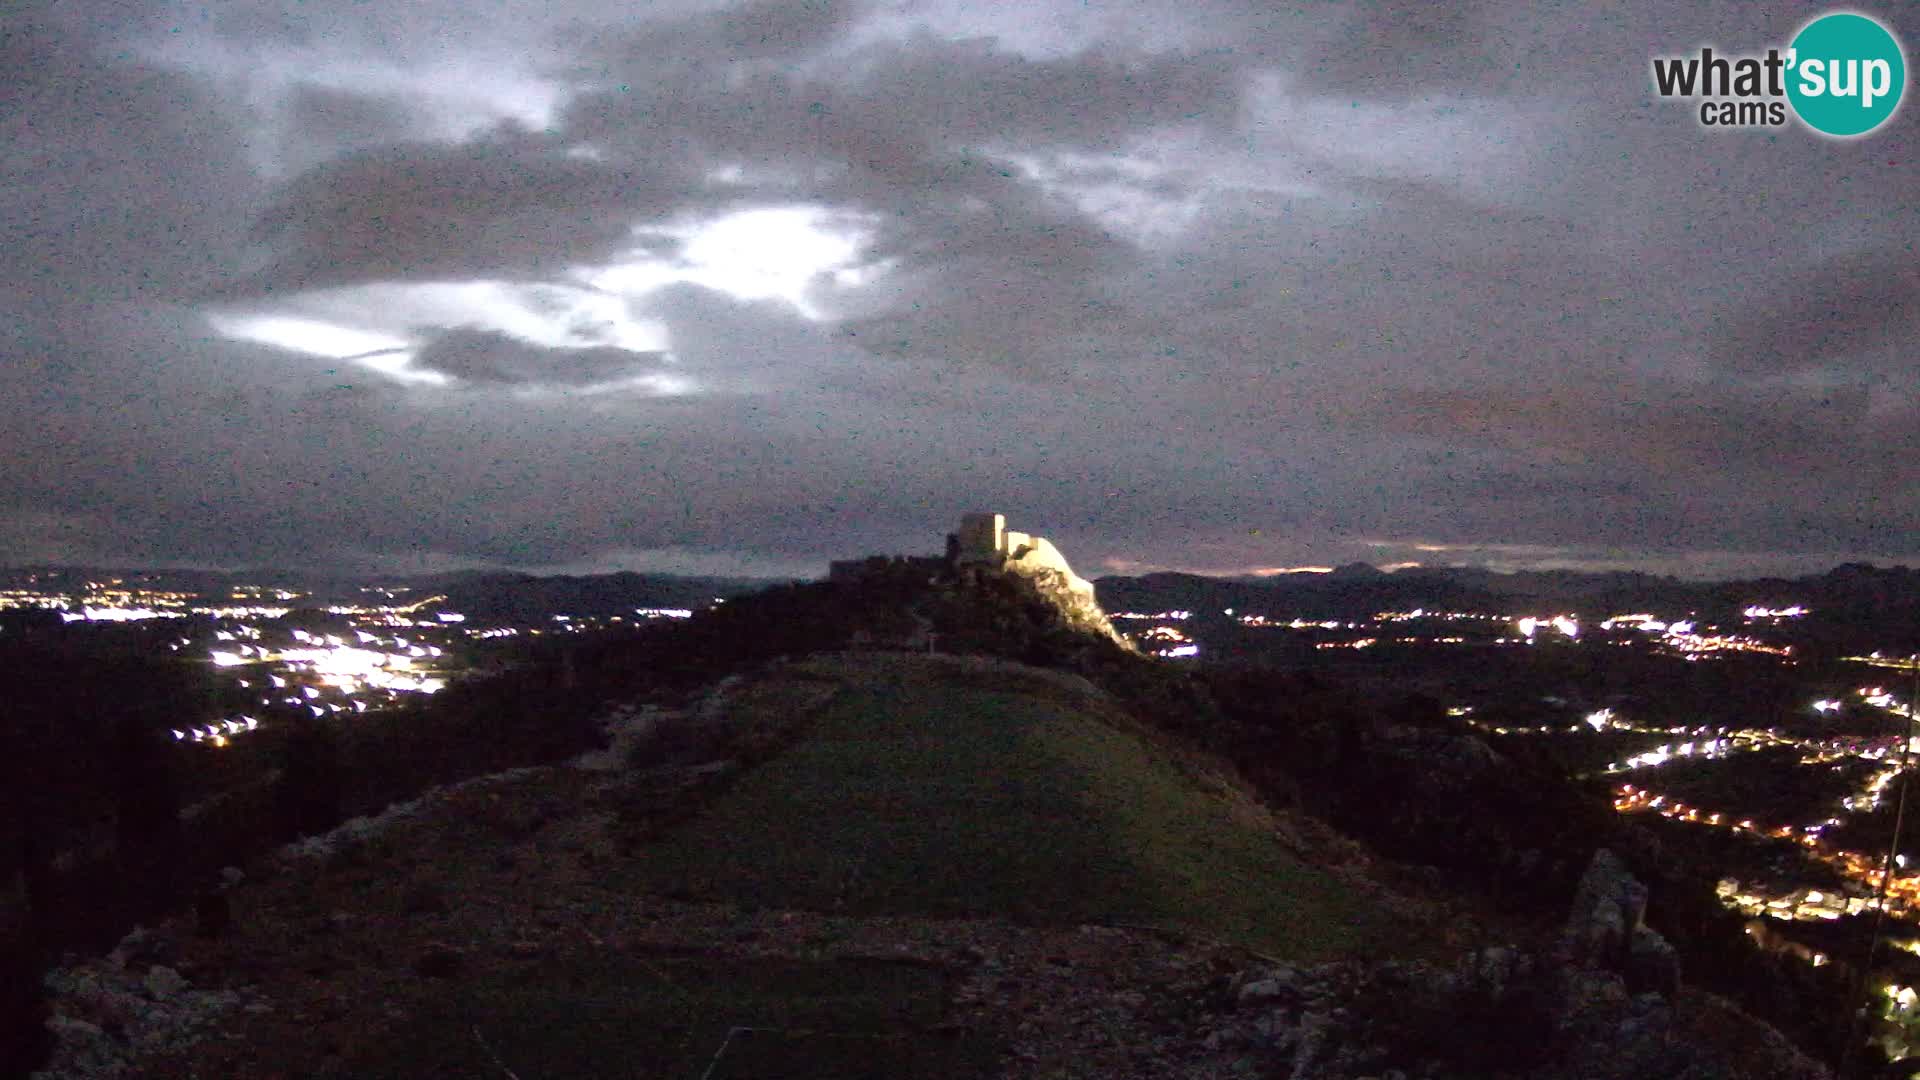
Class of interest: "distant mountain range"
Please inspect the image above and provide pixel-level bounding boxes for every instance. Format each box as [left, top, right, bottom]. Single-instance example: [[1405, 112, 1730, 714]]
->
[[417, 571, 779, 621], [0, 566, 787, 620], [1092, 561, 1919, 641], [7, 559, 1913, 648]]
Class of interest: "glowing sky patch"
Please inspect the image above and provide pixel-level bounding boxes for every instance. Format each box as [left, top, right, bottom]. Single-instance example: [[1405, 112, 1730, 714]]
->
[[207, 314, 408, 360], [264, 282, 671, 354], [355, 352, 452, 386], [1007, 151, 1215, 243], [201, 313, 444, 385], [205, 281, 673, 390], [510, 371, 700, 399], [591, 206, 872, 319]]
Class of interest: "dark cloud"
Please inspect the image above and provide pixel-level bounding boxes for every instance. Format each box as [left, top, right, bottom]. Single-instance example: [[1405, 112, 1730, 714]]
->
[[411, 327, 671, 387], [839, 34, 1244, 150], [563, 0, 866, 64], [217, 128, 672, 297], [283, 83, 419, 160], [1710, 244, 1920, 377], [0, 0, 1915, 577], [0, 52, 260, 303]]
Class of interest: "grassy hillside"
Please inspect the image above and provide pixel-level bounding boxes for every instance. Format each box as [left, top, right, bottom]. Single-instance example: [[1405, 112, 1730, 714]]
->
[[634, 653, 1399, 962], [68, 652, 1419, 1080]]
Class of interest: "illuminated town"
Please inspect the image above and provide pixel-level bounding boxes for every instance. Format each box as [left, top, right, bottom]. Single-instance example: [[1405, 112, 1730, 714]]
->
[[0, 571, 708, 748], [1110, 602, 1807, 663], [1108, 599, 1916, 923]]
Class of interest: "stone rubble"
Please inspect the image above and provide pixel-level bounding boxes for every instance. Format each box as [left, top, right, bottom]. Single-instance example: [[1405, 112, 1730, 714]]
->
[[32, 924, 265, 1080]]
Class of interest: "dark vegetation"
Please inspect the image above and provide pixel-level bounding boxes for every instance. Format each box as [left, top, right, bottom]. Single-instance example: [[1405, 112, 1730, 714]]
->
[[1, 632, 196, 1076], [1648, 746, 1875, 825], [0, 625, 614, 1077], [1195, 669, 1613, 911], [339, 952, 987, 1080]]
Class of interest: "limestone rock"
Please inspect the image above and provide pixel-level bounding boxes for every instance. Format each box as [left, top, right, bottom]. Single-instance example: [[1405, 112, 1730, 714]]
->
[[142, 966, 186, 1002], [1563, 848, 1648, 970], [107, 926, 176, 973], [1237, 971, 1299, 1005], [1624, 925, 1682, 1000]]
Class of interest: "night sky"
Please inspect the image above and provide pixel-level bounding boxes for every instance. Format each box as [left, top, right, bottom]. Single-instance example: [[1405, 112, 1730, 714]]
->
[[3, 1, 1915, 580]]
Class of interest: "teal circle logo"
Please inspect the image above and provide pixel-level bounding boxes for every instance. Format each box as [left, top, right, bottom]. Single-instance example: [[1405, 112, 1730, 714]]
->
[[1786, 11, 1906, 137]]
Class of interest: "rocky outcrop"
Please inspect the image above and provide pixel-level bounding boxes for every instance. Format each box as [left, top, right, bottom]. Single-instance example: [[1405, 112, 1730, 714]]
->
[[1013, 562, 1132, 649], [1562, 848, 1647, 967], [952, 512, 1134, 651], [1626, 925, 1683, 999], [1196, 849, 1828, 1079], [32, 924, 267, 1079], [1560, 848, 1685, 1002]]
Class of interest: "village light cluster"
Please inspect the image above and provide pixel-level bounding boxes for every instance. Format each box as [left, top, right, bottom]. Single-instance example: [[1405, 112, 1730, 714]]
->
[[1232, 609, 1539, 650], [1619, 777, 1920, 926], [1134, 624, 1199, 659], [191, 605, 292, 619], [1661, 628, 1793, 659], [2, 579, 320, 624], [1855, 685, 1912, 714], [60, 606, 186, 623], [4, 580, 314, 623], [1607, 738, 1736, 773], [1223, 605, 1800, 660], [4, 573, 754, 763], [172, 716, 261, 747], [1455, 662, 1920, 960], [1719, 878, 1862, 922], [211, 634, 446, 696], [1516, 615, 1580, 640]]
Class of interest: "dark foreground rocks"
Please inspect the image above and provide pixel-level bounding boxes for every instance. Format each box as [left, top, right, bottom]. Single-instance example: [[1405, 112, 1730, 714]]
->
[[1201, 850, 1829, 1080]]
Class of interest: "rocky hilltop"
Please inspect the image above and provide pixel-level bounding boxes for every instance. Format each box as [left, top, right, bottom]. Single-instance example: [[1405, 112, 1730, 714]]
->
[[830, 511, 1132, 650]]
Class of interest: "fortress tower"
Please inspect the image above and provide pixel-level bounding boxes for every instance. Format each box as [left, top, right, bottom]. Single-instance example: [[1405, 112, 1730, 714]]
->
[[956, 512, 1007, 563]]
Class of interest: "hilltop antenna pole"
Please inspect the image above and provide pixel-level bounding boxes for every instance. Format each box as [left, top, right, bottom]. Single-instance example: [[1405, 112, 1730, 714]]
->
[[1843, 650, 1920, 1078]]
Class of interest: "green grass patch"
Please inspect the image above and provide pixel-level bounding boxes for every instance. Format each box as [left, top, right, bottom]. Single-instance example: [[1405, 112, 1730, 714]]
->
[[629, 658, 1397, 961], [332, 953, 992, 1080]]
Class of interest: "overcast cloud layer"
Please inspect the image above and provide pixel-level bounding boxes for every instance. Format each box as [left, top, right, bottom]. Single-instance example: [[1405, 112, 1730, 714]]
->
[[2, 0, 1914, 580]]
